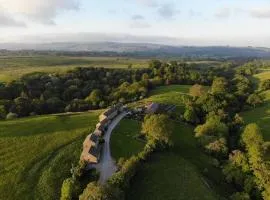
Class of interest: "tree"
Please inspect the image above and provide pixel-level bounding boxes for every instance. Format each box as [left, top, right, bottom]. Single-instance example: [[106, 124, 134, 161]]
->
[[183, 106, 199, 124], [86, 89, 103, 104], [13, 97, 32, 117], [195, 115, 228, 138], [6, 112, 18, 120], [246, 94, 263, 108], [230, 192, 250, 200], [142, 114, 173, 146], [46, 97, 65, 113], [260, 79, 270, 91], [189, 84, 206, 97], [60, 178, 78, 200], [211, 77, 228, 95], [241, 124, 270, 199], [205, 137, 228, 158], [0, 105, 7, 119], [79, 182, 103, 200]]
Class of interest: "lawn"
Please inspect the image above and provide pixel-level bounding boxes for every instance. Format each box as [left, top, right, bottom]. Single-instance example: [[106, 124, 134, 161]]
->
[[0, 56, 148, 82], [110, 118, 144, 161], [0, 111, 100, 200], [127, 122, 232, 200]]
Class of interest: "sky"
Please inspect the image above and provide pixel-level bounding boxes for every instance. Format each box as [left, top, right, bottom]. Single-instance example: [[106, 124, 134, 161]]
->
[[1, 0, 270, 46]]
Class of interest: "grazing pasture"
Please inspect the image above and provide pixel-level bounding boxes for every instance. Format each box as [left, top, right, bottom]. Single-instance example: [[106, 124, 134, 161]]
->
[[0, 56, 148, 82], [129, 85, 191, 114], [0, 111, 100, 200], [127, 122, 231, 200], [242, 71, 270, 141], [242, 90, 270, 141], [110, 118, 144, 160], [131, 85, 208, 114]]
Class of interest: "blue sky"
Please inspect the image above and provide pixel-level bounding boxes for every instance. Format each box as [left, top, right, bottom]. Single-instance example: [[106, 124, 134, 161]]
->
[[1, 0, 270, 46]]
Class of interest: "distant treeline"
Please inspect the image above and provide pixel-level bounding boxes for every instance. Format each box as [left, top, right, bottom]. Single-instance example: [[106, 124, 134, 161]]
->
[[1, 45, 270, 60]]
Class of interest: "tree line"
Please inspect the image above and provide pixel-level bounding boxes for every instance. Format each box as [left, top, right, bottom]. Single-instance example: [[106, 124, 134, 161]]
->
[[0, 60, 216, 120], [182, 62, 270, 200]]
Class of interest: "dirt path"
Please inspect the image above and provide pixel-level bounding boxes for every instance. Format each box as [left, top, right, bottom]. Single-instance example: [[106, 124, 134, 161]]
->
[[95, 112, 127, 184]]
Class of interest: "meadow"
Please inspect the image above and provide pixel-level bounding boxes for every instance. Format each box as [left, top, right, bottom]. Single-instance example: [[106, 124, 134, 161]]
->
[[114, 85, 232, 199], [0, 111, 100, 200], [127, 122, 232, 200], [241, 71, 270, 141], [110, 118, 144, 161], [0, 56, 148, 82], [242, 70, 270, 141], [129, 85, 192, 114], [130, 85, 209, 114]]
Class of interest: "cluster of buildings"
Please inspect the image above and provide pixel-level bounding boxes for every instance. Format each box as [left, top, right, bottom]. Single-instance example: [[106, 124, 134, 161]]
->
[[80, 104, 123, 164]]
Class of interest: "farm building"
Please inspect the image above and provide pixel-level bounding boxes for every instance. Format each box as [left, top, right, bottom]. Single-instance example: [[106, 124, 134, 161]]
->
[[145, 102, 160, 114], [96, 118, 109, 132], [81, 145, 100, 164], [89, 133, 99, 146], [99, 103, 123, 121], [93, 128, 103, 136], [81, 133, 101, 164]]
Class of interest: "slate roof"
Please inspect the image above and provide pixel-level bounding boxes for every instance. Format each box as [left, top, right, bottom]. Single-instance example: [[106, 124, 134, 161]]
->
[[146, 103, 159, 114], [88, 146, 99, 157], [90, 133, 99, 143]]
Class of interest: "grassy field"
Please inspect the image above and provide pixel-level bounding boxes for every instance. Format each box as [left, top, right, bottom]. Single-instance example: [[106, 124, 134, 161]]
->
[[131, 85, 208, 114], [110, 119, 144, 161], [129, 85, 191, 114], [242, 71, 270, 141], [125, 85, 231, 199], [0, 111, 100, 200], [127, 122, 231, 200], [0, 56, 148, 82]]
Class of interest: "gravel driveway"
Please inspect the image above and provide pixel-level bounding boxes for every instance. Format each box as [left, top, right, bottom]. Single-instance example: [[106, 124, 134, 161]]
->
[[95, 112, 127, 184]]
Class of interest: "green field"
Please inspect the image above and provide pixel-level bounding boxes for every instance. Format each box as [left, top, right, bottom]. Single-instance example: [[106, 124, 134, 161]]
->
[[130, 85, 193, 113], [0, 111, 100, 200], [110, 118, 144, 161], [242, 71, 270, 141], [131, 85, 209, 114], [123, 85, 231, 199], [0, 56, 148, 82], [127, 122, 231, 200]]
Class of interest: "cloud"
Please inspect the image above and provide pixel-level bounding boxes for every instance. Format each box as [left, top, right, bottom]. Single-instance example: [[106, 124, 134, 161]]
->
[[130, 14, 150, 28], [136, 0, 158, 7], [189, 9, 201, 17], [215, 8, 231, 18], [131, 14, 144, 20], [130, 20, 151, 28], [0, 11, 26, 27], [0, 0, 81, 24], [249, 8, 270, 18], [158, 3, 179, 19]]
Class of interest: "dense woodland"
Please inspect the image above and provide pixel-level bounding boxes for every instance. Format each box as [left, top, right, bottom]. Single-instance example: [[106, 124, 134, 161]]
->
[[0, 60, 217, 119]]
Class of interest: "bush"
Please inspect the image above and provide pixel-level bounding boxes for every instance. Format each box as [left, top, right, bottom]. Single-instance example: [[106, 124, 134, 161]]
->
[[60, 178, 80, 200], [6, 112, 18, 120]]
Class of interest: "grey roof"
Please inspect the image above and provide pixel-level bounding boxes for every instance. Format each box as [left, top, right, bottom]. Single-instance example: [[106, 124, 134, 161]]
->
[[146, 103, 159, 113], [88, 146, 99, 157], [90, 133, 99, 143]]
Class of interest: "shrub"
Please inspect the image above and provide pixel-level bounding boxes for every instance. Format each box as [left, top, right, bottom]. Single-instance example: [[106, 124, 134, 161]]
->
[[6, 112, 18, 120]]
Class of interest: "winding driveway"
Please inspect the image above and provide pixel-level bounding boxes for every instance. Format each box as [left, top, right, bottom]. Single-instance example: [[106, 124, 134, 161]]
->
[[95, 112, 127, 184]]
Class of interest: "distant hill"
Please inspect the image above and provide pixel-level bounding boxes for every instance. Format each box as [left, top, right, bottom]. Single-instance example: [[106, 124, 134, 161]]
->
[[1, 42, 270, 59]]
